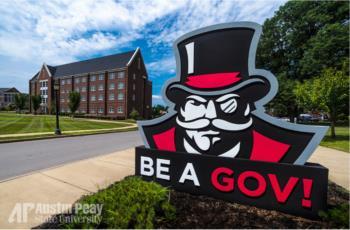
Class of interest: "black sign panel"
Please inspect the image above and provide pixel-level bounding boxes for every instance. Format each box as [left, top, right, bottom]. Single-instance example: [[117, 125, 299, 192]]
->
[[135, 146, 328, 219]]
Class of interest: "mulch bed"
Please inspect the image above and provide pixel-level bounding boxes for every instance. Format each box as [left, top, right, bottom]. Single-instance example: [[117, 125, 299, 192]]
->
[[157, 181, 349, 229], [37, 181, 348, 229]]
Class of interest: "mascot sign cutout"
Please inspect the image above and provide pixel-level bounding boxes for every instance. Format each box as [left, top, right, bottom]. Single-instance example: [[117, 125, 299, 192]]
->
[[135, 22, 329, 219]]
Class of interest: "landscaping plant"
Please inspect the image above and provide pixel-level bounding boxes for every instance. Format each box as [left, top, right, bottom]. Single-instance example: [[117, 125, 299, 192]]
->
[[61, 176, 175, 229]]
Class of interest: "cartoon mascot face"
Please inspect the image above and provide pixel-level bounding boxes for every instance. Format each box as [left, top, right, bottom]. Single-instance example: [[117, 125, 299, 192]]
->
[[138, 22, 327, 165]]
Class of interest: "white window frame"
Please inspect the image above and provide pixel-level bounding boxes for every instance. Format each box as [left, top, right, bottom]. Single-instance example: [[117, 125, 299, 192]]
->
[[118, 93, 124, 100]]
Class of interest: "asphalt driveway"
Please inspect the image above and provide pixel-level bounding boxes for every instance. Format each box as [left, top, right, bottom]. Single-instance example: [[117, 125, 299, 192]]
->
[[0, 131, 142, 181]]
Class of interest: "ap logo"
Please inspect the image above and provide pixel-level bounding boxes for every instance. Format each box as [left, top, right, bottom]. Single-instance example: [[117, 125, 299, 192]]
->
[[138, 22, 327, 165]]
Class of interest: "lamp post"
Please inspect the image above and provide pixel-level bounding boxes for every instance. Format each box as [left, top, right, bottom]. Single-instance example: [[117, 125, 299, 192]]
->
[[54, 81, 61, 135]]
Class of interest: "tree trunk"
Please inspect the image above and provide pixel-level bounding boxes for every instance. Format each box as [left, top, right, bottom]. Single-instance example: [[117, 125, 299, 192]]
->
[[330, 116, 336, 138]]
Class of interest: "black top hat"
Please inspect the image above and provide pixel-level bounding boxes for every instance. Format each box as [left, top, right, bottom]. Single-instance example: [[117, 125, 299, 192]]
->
[[166, 25, 270, 102]]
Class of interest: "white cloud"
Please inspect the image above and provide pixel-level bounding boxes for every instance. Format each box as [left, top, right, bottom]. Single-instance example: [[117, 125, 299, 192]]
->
[[0, 0, 286, 94], [147, 57, 176, 78], [152, 95, 162, 99]]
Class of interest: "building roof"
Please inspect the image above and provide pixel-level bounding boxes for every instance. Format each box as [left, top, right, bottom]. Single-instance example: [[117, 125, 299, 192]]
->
[[0, 87, 20, 93], [51, 50, 136, 78]]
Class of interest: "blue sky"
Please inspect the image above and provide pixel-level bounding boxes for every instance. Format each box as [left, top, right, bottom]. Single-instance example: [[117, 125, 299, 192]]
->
[[0, 0, 286, 105]]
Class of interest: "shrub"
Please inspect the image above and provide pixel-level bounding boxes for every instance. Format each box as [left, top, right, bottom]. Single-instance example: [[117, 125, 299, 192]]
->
[[129, 108, 141, 120], [62, 176, 175, 229], [319, 203, 349, 228]]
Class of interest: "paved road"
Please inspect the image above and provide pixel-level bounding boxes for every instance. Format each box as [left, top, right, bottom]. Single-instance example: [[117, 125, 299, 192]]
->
[[0, 131, 142, 181]]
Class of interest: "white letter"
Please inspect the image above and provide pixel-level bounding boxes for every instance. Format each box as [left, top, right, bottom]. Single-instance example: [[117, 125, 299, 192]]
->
[[156, 159, 170, 180], [140, 156, 154, 176], [179, 163, 200, 186]]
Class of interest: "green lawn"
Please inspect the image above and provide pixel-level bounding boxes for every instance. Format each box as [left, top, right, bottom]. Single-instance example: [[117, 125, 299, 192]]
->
[[0, 112, 136, 142], [320, 126, 349, 153]]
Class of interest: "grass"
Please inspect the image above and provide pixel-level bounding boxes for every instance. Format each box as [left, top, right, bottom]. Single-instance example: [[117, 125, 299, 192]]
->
[[320, 126, 349, 153], [0, 112, 136, 142]]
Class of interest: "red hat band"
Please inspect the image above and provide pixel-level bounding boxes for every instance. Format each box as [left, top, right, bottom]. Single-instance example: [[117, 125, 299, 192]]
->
[[185, 72, 241, 89]]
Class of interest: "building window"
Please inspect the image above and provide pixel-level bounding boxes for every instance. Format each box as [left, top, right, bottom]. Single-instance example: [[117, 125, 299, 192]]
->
[[61, 98, 65, 102], [90, 85, 96, 91], [98, 108, 103, 114], [132, 94, 135, 101], [109, 83, 115, 90], [66, 90, 70, 94], [61, 90, 65, 94], [98, 84, 104, 91], [117, 71, 125, 79], [98, 94, 103, 101], [99, 74, 104, 81], [90, 109, 95, 114], [117, 106, 123, 113], [82, 77, 87, 83], [91, 75, 96, 81], [118, 82, 124, 89], [91, 95, 96, 101], [75, 78, 80, 84], [81, 86, 86, 92], [133, 84, 136, 91], [109, 93, 114, 101], [61, 108, 65, 113], [133, 74, 136, 80], [118, 93, 124, 100], [81, 95, 86, 101], [61, 80, 65, 85], [81, 110, 86, 114], [40, 80, 48, 87], [66, 79, 71, 84], [109, 72, 115, 80], [109, 107, 114, 113], [75, 87, 80, 93]]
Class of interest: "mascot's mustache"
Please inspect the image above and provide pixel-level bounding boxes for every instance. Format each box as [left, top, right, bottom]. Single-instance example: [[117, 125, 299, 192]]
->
[[176, 117, 253, 131]]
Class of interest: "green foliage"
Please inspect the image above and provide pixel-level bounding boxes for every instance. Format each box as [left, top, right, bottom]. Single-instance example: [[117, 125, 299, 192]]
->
[[129, 108, 141, 120], [152, 104, 168, 118], [31, 95, 41, 114], [266, 75, 298, 118], [295, 68, 349, 137], [300, 23, 349, 77], [68, 91, 81, 117], [62, 176, 175, 229], [14, 94, 28, 113], [256, 1, 349, 116], [319, 203, 349, 228]]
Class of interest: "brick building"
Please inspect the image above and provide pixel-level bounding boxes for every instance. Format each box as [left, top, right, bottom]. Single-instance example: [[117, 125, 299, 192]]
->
[[0, 87, 21, 109], [29, 48, 152, 119]]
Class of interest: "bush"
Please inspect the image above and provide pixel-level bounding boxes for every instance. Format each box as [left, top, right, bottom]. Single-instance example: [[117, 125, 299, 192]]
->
[[319, 203, 349, 229], [129, 109, 141, 120], [62, 176, 175, 229]]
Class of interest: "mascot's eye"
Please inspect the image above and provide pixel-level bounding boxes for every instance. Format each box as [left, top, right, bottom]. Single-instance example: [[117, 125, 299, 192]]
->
[[219, 98, 237, 113]]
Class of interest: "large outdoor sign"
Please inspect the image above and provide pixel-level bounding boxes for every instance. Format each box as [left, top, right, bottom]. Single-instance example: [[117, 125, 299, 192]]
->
[[136, 22, 329, 219]]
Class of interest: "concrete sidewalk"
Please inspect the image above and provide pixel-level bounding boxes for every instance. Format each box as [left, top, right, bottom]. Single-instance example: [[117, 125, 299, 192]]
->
[[0, 146, 348, 229], [0, 148, 135, 229], [310, 146, 349, 190]]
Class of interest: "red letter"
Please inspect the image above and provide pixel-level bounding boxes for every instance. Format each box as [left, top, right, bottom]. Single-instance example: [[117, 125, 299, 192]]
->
[[268, 174, 299, 204], [238, 171, 266, 197], [211, 167, 234, 192]]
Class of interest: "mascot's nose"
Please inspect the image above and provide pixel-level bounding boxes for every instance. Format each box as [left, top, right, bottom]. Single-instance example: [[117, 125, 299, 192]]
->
[[205, 100, 217, 119]]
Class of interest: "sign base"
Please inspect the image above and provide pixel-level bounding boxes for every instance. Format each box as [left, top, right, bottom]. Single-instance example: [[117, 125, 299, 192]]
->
[[135, 146, 328, 219]]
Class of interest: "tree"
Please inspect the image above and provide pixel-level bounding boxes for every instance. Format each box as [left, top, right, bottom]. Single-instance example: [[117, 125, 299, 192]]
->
[[31, 95, 41, 115], [295, 68, 349, 138], [129, 108, 141, 120], [300, 23, 349, 78], [152, 104, 169, 118], [68, 91, 81, 117], [14, 93, 28, 113], [256, 1, 349, 118]]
